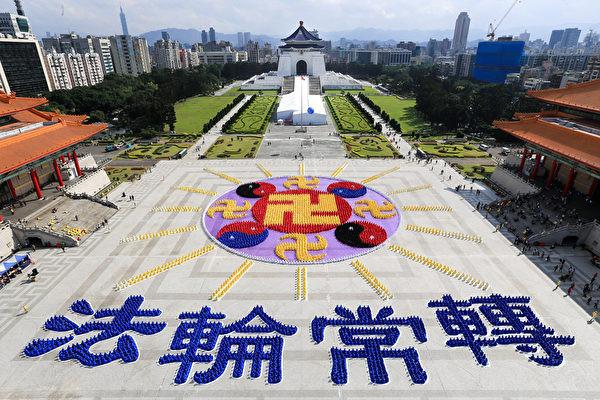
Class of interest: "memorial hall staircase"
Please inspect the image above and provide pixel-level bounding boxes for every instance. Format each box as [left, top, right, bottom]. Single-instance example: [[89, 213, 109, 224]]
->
[[309, 76, 322, 95], [282, 76, 295, 94]]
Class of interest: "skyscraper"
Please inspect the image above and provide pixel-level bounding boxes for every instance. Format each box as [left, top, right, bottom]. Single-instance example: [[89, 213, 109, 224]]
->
[[451, 12, 470, 54], [0, 0, 34, 39], [243, 32, 251, 45], [549, 30, 564, 48], [0, 37, 51, 96], [560, 28, 581, 49], [161, 31, 170, 41], [237, 32, 244, 48], [209, 27, 216, 42], [201, 30, 208, 44], [119, 6, 129, 36], [519, 31, 531, 45], [110, 35, 150, 76]]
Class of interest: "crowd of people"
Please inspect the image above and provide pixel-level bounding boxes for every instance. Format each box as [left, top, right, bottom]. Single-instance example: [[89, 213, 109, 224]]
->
[[485, 191, 589, 242]]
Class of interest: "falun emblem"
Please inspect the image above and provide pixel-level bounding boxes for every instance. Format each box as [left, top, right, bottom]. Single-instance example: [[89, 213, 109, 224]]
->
[[203, 176, 401, 264]]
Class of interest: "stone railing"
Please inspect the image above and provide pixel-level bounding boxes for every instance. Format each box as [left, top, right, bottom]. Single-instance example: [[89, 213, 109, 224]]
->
[[527, 220, 597, 245], [64, 191, 119, 210], [488, 166, 541, 196], [9, 222, 79, 247]]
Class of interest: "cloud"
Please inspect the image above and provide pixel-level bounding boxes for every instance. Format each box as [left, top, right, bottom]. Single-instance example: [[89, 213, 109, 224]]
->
[[21, 0, 600, 39]]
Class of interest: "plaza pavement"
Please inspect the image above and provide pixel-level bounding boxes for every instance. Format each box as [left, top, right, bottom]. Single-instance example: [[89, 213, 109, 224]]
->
[[0, 157, 599, 399]]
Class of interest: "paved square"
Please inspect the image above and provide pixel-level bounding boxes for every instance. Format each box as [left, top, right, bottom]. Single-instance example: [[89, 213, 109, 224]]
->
[[1, 158, 599, 399]]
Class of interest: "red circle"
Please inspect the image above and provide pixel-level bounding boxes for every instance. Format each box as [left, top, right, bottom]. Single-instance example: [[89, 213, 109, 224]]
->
[[252, 189, 352, 233]]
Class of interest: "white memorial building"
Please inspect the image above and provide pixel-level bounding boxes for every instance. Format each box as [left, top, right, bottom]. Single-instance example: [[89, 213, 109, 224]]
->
[[241, 21, 362, 126], [276, 21, 326, 77]]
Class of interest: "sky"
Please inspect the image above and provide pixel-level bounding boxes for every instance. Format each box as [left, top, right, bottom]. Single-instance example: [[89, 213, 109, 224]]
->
[[20, 0, 600, 40]]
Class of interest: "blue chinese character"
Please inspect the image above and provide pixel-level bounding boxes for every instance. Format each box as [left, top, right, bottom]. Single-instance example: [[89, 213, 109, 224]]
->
[[311, 305, 428, 385], [159, 305, 297, 385], [23, 296, 166, 367], [429, 294, 575, 367]]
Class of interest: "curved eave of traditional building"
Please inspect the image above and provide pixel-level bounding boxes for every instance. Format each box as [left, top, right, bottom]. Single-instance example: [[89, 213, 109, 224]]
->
[[528, 79, 600, 115], [279, 43, 325, 50], [281, 21, 322, 42], [0, 96, 49, 118], [0, 122, 109, 179], [494, 118, 600, 173]]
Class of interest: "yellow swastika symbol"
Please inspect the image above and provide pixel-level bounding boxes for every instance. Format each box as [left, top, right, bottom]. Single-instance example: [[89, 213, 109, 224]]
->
[[275, 234, 328, 262], [207, 199, 251, 219], [264, 193, 340, 226], [354, 199, 397, 219], [283, 176, 320, 190]]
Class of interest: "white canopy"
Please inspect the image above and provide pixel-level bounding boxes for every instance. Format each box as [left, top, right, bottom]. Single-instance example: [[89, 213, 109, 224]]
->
[[276, 76, 327, 125]]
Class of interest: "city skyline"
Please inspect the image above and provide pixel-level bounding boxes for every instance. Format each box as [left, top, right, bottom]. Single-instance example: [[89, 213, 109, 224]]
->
[[23, 0, 600, 41]]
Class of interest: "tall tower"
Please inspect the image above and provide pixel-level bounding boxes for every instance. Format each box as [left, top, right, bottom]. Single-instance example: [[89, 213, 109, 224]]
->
[[451, 12, 470, 54], [120, 5, 129, 36], [209, 27, 216, 42]]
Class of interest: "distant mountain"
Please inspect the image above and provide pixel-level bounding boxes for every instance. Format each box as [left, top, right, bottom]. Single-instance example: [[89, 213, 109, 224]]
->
[[321, 27, 496, 43], [141, 23, 600, 48], [140, 28, 280, 47]]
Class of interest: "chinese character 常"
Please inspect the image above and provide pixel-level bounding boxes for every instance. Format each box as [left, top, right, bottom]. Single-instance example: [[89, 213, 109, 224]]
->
[[23, 296, 166, 367], [311, 305, 428, 384], [159, 305, 297, 384]]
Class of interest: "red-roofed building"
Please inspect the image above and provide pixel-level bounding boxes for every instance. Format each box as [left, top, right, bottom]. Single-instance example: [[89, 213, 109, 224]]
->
[[0, 91, 108, 203], [494, 79, 600, 198]]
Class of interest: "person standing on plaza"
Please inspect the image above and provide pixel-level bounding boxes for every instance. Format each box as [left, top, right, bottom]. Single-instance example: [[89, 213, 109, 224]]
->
[[567, 283, 575, 296], [588, 310, 598, 324], [553, 279, 561, 291]]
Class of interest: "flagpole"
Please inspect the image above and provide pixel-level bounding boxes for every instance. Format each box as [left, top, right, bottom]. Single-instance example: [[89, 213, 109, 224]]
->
[[300, 75, 304, 130]]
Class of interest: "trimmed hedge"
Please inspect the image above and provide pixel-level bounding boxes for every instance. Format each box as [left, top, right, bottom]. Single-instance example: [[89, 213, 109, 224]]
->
[[202, 93, 244, 133]]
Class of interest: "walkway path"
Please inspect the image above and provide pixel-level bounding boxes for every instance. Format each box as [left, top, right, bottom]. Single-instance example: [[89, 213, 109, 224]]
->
[[255, 96, 346, 159], [214, 80, 242, 96]]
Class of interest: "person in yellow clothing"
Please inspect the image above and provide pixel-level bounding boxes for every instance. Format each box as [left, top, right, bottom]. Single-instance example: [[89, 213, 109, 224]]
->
[[589, 310, 599, 324]]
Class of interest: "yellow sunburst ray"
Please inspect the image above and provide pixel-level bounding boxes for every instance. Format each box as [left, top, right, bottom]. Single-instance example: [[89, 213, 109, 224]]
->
[[388, 244, 489, 290], [331, 162, 348, 178], [114, 245, 215, 291], [295, 266, 308, 301], [361, 166, 400, 184], [388, 184, 432, 195], [120, 225, 198, 244], [404, 224, 482, 243], [256, 163, 273, 178], [204, 168, 241, 184], [152, 206, 202, 213], [350, 259, 393, 300], [401, 205, 453, 212], [176, 186, 217, 196], [210, 260, 254, 301]]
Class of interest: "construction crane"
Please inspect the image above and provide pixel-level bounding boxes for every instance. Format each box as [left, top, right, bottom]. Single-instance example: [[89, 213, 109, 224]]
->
[[487, 0, 522, 41]]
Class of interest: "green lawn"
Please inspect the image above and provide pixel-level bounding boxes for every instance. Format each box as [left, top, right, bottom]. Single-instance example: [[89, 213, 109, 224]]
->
[[204, 135, 262, 159], [118, 143, 191, 159], [174, 96, 234, 134], [105, 167, 147, 182], [341, 134, 400, 158], [222, 87, 279, 97], [416, 142, 490, 158], [324, 86, 380, 96], [455, 164, 496, 180], [225, 96, 277, 134], [326, 96, 376, 134], [365, 96, 429, 133]]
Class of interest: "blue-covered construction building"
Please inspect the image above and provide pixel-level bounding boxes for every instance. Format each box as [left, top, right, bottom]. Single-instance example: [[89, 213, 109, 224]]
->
[[473, 40, 525, 84]]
